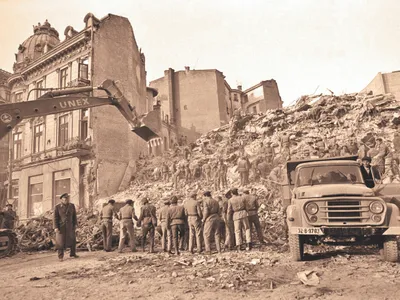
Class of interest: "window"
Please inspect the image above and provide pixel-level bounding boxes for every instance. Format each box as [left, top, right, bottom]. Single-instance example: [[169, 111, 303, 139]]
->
[[53, 170, 71, 206], [79, 58, 89, 80], [15, 92, 23, 102], [13, 132, 22, 159], [233, 94, 239, 102], [58, 115, 69, 146], [11, 180, 19, 212], [59, 67, 68, 88], [33, 124, 43, 153], [80, 109, 89, 140], [36, 80, 44, 99], [252, 106, 257, 114], [28, 175, 43, 217]]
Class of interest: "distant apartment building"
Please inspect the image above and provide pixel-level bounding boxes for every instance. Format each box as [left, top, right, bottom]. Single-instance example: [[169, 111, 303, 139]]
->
[[4, 13, 159, 218], [149, 67, 282, 146], [362, 71, 400, 100]]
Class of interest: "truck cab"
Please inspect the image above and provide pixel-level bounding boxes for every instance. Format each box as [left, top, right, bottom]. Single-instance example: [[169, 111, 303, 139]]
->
[[282, 156, 400, 261]]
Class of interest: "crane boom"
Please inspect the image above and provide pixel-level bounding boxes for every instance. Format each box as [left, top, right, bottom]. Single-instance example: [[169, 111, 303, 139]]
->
[[0, 79, 160, 142]]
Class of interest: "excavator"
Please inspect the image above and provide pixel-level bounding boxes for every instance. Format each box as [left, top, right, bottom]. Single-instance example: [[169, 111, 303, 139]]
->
[[0, 79, 161, 258]]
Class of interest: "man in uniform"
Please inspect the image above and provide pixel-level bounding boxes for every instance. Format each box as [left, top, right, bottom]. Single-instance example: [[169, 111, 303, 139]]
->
[[100, 199, 118, 252], [184, 193, 203, 254], [264, 142, 275, 165], [227, 188, 251, 251], [221, 190, 235, 250], [202, 160, 212, 183], [167, 196, 186, 255], [370, 138, 389, 174], [118, 199, 138, 253], [161, 161, 170, 182], [137, 197, 157, 253], [237, 155, 250, 186], [202, 191, 221, 254], [53, 193, 78, 261], [2, 204, 17, 229], [243, 190, 265, 245], [158, 199, 171, 252]]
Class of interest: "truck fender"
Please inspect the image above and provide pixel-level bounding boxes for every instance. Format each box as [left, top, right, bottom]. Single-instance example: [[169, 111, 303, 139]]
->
[[383, 203, 400, 235], [286, 205, 301, 227]]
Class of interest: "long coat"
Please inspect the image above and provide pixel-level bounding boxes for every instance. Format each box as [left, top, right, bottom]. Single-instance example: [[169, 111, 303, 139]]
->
[[53, 203, 77, 249]]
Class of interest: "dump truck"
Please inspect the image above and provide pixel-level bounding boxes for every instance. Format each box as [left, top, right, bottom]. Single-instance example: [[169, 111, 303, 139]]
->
[[282, 156, 400, 262], [0, 79, 161, 258]]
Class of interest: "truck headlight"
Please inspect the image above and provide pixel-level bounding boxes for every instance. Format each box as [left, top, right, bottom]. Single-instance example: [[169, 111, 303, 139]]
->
[[306, 202, 319, 215], [369, 201, 384, 214]]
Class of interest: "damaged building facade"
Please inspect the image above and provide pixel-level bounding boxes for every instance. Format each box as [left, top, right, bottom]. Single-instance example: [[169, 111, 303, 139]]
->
[[4, 13, 159, 218], [149, 67, 282, 147], [362, 71, 400, 100]]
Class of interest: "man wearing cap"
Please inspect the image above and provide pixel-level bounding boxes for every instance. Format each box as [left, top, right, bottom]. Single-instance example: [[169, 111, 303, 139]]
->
[[202, 191, 221, 254], [184, 193, 203, 254], [243, 190, 265, 245], [167, 196, 186, 255], [221, 190, 235, 250], [227, 188, 251, 251], [100, 199, 118, 252], [158, 199, 172, 252], [237, 155, 250, 186], [2, 204, 17, 229], [53, 193, 78, 261], [137, 197, 157, 253], [360, 157, 381, 188], [118, 199, 138, 253]]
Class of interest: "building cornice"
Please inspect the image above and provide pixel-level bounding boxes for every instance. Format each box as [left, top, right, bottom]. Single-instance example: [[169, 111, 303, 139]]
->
[[21, 30, 91, 76]]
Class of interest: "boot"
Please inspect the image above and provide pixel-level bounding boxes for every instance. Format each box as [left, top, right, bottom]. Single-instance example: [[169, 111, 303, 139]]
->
[[246, 243, 251, 251]]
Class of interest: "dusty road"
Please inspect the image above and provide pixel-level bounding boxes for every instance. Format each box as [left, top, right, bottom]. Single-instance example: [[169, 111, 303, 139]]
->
[[0, 245, 399, 300]]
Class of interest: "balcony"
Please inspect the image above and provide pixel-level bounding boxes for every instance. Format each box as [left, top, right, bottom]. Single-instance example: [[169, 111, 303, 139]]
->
[[56, 137, 92, 158], [68, 77, 91, 88]]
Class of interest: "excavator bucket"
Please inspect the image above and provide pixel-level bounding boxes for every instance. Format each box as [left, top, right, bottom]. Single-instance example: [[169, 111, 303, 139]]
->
[[132, 109, 162, 142]]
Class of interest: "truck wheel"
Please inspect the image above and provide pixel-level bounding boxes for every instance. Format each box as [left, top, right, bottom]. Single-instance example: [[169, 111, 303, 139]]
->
[[382, 237, 398, 262], [289, 234, 304, 261]]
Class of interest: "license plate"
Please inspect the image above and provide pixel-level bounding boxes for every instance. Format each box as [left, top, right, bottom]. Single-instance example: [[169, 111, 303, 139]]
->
[[296, 227, 324, 235]]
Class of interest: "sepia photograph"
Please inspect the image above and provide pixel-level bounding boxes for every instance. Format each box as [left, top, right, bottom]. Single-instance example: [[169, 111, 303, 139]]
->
[[0, 0, 400, 299]]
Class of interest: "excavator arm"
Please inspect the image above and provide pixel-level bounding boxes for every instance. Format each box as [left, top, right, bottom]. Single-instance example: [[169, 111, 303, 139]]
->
[[0, 79, 160, 142]]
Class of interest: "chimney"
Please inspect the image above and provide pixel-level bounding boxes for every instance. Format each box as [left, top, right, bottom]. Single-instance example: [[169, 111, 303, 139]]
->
[[184, 66, 190, 72], [237, 85, 242, 91]]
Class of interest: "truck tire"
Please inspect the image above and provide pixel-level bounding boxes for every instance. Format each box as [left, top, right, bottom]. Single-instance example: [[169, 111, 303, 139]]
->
[[382, 236, 398, 262], [289, 234, 304, 261]]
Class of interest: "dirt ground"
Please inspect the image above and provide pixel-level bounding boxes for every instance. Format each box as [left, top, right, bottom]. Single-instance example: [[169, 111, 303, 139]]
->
[[0, 245, 399, 300]]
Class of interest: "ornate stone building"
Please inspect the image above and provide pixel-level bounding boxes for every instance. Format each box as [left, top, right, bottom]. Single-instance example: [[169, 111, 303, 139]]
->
[[150, 67, 282, 147], [5, 13, 157, 218]]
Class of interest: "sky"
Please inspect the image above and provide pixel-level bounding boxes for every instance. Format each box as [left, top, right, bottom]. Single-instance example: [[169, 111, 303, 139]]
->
[[1, 0, 400, 105]]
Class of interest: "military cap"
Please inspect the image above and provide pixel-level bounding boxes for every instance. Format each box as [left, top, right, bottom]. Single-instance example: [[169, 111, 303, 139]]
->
[[170, 196, 178, 204], [163, 199, 171, 205], [60, 193, 69, 199], [231, 188, 239, 195], [362, 156, 372, 162], [142, 197, 149, 205], [203, 191, 212, 197], [108, 199, 116, 204], [125, 199, 134, 205], [243, 190, 250, 195]]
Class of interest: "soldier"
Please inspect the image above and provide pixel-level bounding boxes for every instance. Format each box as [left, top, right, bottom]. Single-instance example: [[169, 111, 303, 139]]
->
[[202, 160, 212, 183], [172, 165, 181, 189], [227, 188, 251, 251], [371, 138, 389, 174], [243, 190, 265, 245], [202, 191, 221, 254], [161, 161, 170, 182], [220, 190, 235, 250], [220, 159, 228, 189], [183, 159, 191, 183], [118, 199, 138, 253], [264, 142, 275, 165], [137, 197, 157, 253], [2, 204, 17, 229], [158, 199, 172, 252], [53, 193, 78, 261], [100, 199, 118, 252], [237, 155, 250, 186], [167, 196, 186, 255], [184, 193, 203, 254]]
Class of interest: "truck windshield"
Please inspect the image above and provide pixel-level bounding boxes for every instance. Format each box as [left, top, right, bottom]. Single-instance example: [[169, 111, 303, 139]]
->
[[296, 165, 364, 187]]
